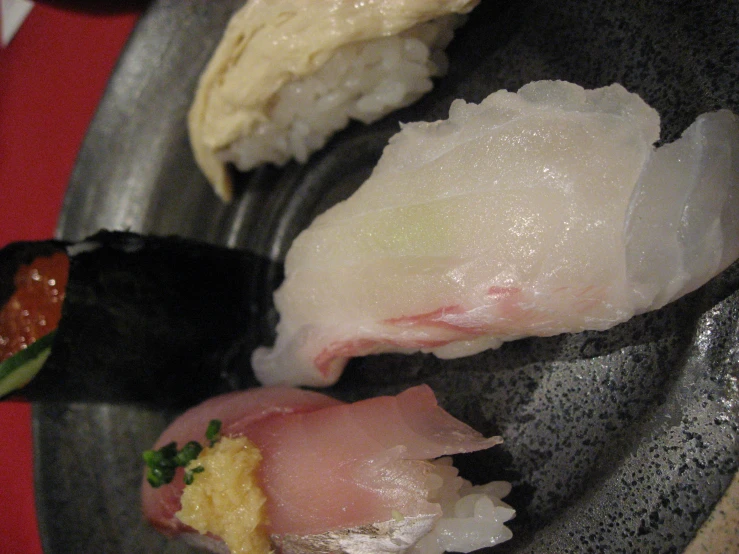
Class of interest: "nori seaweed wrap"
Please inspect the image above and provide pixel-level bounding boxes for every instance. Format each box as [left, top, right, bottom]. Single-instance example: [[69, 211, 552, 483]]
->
[[0, 231, 277, 408]]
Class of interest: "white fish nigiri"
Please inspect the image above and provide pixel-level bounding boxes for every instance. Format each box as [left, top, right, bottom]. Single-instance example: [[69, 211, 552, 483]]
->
[[141, 385, 513, 554], [252, 80, 739, 387], [189, 0, 479, 200]]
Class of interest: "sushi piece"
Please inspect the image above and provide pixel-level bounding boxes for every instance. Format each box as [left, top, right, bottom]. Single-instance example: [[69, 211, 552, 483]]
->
[[252, 80, 739, 387], [0, 242, 68, 398], [0, 231, 275, 406], [141, 385, 514, 554], [189, 0, 479, 200]]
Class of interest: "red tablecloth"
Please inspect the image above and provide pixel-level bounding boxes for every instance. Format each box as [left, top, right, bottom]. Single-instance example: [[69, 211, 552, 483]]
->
[[0, 5, 140, 552]]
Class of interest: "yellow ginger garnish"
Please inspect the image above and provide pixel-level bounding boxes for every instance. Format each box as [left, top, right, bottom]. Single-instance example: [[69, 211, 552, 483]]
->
[[176, 436, 271, 554]]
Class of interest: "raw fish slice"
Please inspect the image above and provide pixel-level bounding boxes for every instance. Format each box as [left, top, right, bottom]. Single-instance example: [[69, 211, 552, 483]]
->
[[142, 386, 342, 536], [142, 385, 509, 553], [625, 110, 739, 308], [247, 385, 501, 535], [251, 80, 739, 387]]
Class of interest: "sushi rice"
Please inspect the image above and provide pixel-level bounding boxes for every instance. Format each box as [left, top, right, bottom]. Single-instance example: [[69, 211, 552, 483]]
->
[[189, 0, 480, 200], [219, 15, 462, 175], [408, 457, 514, 554]]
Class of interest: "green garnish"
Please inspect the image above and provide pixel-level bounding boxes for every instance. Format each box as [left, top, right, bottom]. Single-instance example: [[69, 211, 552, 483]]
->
[[206, 419, 222, 445], [184, 466, 205, 485], [174, 441, 204, 467], [142, 419, 222, 488]]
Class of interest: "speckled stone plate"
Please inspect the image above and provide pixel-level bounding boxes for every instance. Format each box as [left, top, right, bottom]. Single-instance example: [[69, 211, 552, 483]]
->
[[37, 0, 738, 552]]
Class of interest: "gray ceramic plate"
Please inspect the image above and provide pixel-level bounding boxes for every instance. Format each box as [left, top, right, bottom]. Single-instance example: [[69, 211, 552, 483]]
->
[[37, 0, 738, 552]]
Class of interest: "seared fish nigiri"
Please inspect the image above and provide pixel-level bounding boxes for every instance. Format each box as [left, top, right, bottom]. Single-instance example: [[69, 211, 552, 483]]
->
[[189, 0, 479, 200], [142, 385, 513, 554], [252, 80, 739, 387]]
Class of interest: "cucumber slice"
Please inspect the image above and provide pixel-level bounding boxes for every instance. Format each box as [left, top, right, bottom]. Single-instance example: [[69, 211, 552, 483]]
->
[[0, 331, 55, 398]]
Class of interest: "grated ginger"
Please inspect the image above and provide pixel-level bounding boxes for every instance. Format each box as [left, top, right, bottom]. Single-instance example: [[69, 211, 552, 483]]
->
[[176, 436, 272, 554]]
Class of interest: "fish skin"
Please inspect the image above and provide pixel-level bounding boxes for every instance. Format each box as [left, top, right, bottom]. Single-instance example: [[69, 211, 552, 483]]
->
[[271, 515, 437, 554]]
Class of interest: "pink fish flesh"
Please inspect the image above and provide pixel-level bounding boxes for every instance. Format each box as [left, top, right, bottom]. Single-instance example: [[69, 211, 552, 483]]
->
[[141, 385, 505, 551]]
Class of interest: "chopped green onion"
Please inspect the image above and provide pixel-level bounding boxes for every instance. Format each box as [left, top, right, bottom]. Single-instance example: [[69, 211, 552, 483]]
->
[[142, 419, 223, 487], [184, 466, 205, 485], [206, 419, 222, 446], [174, 441, 203, 467], [142, 442, 178, 488]]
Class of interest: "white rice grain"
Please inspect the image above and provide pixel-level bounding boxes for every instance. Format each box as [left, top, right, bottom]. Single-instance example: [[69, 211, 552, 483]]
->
[[408, 458, 515, 554], [219, 15, 464, 172]]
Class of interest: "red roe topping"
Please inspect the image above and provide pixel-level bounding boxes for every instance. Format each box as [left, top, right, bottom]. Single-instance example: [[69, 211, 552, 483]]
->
[[0, 252, 69, 361]]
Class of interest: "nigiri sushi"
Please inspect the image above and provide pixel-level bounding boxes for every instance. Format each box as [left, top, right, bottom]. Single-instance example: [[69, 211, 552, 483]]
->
[[252, 80, 739, 387], [189, 0, 479, 200], [141, 385, 514, 554]]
